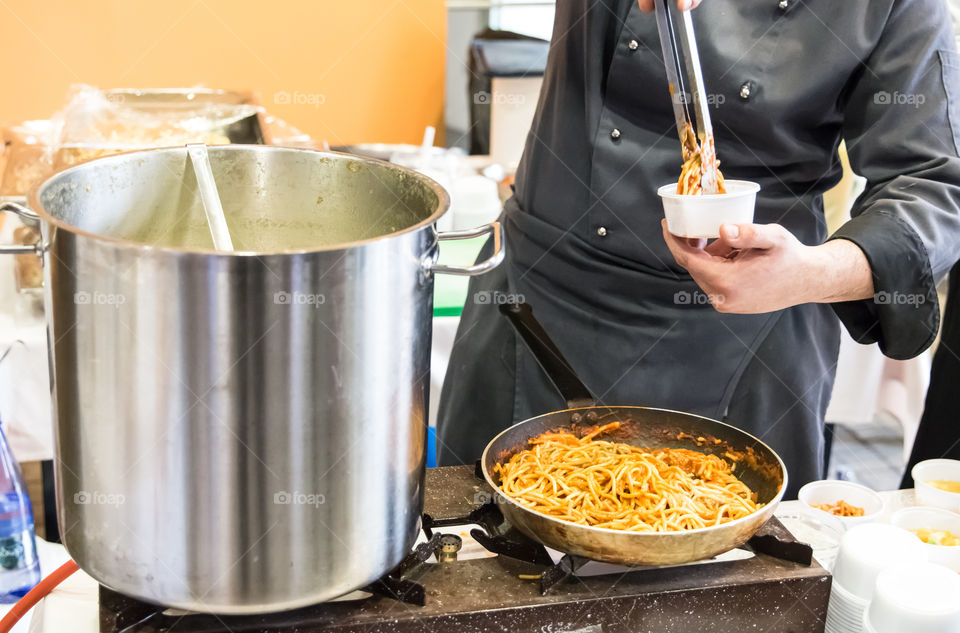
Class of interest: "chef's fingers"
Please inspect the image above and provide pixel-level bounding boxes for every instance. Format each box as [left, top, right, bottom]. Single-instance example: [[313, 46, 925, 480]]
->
[[637, 0, 701, 12], [661, 220, 717, 267], [703, 239, 738, 258], [714, 223, 786, 251], [661, 220, 692, 267]]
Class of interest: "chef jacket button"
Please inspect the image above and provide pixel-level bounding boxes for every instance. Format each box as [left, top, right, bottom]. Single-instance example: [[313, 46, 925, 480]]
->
[[739, 82, 753, 101], [778, 0, 789, 9], [597, 226, 608, 237], [610, 128, 621, 140], [628, 39, 639, 51]]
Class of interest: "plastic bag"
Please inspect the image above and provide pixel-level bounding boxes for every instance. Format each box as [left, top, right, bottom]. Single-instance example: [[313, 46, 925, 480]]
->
[[52, 84, 260, 168]]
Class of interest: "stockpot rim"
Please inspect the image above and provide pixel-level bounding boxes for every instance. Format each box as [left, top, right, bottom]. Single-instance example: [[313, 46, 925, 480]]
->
[[27, 144, 452, 257]]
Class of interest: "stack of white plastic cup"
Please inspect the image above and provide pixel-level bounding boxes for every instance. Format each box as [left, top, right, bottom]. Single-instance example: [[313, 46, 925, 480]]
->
[[826, 524, 927, 633], [863, 562, 960, 633]]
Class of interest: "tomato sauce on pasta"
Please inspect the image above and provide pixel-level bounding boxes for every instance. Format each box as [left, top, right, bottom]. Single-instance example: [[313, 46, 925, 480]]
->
[[495, 422, 762, 532]]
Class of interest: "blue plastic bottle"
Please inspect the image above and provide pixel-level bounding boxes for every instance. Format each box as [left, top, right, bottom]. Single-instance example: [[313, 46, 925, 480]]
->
[[0, 418, 40, 601]]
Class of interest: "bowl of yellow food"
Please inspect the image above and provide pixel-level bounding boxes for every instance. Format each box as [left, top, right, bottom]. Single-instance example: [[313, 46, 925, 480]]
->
[[891, 506, 960, 572], [798, 480, 885, 526], [912, 459, 960, 512]]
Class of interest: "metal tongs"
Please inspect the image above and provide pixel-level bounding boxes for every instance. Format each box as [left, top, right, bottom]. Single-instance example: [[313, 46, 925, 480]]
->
[[654, 0, 721, 194]]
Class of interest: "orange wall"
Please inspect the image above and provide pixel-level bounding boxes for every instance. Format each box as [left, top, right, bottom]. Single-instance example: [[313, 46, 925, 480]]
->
[[0, 0, 446, 146]]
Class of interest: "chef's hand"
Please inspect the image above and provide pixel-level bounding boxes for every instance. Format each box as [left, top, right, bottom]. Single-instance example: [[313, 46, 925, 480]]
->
[[638, 0, 702, 11], [661, 220, 875, 314]]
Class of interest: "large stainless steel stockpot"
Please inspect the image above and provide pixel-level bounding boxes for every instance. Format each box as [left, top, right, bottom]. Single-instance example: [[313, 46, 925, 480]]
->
[[0, 146, 502, 613]]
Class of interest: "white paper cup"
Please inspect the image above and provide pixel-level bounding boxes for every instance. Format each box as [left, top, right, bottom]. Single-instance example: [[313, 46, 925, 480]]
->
[[891, 507, 960, 572], [912, 459, 960, 512], [832, 523, 928, 601], [658, 180, 760, 238], [864, 562, 960, 633], [798, 480, 885, 527]]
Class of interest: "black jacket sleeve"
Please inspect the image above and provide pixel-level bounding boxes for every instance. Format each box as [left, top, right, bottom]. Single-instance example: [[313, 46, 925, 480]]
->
[[831, 0, 960, 360]]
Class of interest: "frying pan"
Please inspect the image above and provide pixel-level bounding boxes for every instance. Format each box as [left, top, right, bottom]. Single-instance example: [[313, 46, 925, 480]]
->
[[480, 302, 787, 566]]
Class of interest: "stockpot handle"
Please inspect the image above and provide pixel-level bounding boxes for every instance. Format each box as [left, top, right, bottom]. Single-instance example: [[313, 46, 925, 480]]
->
[[430, 220, 504, 276], [0, 199, 43, 257]]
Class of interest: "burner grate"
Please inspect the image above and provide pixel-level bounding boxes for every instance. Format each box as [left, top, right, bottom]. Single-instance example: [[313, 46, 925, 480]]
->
[[98, 466, 829, 633]]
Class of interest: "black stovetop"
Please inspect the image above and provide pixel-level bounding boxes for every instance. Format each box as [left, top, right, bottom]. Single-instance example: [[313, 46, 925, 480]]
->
[[99, 466, 832, 633]]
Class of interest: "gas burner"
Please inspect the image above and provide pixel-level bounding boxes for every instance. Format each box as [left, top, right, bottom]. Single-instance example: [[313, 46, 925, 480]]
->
[[450, 497, 812, 594], [359, 533, 442, 606], [99, 535, 444, 632], [100, 466, 830, 633]]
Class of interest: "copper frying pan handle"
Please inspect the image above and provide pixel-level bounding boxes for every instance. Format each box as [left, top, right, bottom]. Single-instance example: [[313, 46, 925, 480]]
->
[[499, 302, 595, 409]]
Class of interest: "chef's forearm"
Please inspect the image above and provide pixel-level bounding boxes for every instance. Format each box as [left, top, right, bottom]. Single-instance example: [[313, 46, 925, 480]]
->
[[803, 239, 875, 304]]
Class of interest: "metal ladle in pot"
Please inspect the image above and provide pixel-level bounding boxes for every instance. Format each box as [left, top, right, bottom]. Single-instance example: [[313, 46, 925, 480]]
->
[[186, 143, 234, 251]]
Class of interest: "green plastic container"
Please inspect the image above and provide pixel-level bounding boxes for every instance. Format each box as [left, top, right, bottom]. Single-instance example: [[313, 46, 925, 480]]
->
[[432, 236, 487, 317]]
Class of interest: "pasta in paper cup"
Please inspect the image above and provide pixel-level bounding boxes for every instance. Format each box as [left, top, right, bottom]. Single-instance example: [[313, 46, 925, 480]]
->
[[659, 180, 760, 238]]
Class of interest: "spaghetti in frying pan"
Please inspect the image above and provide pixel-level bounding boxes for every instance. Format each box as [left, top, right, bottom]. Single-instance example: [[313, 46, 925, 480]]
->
[[494, 421, 762, 532]]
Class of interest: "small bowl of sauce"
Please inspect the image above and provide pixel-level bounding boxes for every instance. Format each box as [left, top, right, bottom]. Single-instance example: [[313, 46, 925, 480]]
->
[[912, 459, 960, 512]]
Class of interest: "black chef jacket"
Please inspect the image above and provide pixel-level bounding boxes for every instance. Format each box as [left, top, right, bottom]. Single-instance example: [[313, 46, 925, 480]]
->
[[438, 0, 960, 498]]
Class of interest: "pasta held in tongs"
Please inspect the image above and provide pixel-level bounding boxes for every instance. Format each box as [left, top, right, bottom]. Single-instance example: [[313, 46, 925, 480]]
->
[[677, 123, 725, 195], [655, 0, 726, 196]]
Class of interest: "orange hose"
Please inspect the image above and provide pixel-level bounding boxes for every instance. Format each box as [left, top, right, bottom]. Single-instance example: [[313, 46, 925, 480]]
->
[[0, 559, 80, 633]]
